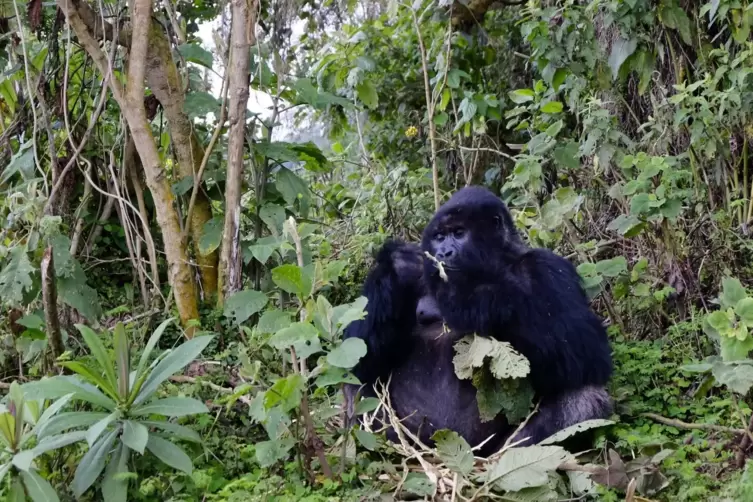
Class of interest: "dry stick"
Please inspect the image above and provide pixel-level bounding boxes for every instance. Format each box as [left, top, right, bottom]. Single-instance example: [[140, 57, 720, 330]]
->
[[41, 247, 64, 366], [640, 413, 746, 434], [409, 3, 440, 211], [287, 217, 336, 480]]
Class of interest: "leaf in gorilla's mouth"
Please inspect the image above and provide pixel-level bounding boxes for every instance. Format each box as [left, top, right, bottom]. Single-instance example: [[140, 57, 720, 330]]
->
[[424, 251, 449, 282]]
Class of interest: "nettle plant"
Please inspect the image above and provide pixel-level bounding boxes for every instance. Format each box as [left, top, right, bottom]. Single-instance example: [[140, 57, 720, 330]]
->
[[607, 153, 692, 237], [25, 320, 212, 501], [683, 278, 753, 397]]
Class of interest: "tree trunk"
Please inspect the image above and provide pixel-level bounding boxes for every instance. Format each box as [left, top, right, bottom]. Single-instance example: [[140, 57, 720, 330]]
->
[[41, 246, 64, 362], [56, 0, 200, 337], [217, 0, 255, 305]]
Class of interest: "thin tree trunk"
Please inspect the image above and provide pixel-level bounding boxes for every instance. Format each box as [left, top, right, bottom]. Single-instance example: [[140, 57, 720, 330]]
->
[[70, 163, 94, 256], [57, 0, 200, 337], [41, 247, 64, 362], [217, 0, 255, 305]]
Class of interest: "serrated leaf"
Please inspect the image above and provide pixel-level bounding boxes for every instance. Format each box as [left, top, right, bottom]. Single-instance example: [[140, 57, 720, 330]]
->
[[327, 338, 367, 368], [133, 397, 208, 418], [0, 245, 35, 308], [453, 335, 530, 380], [133, 335, 214, 405], [403, 472, 436, 497], [707, 310, 732, 332], [539, 419, 614, 445], [256, 310, 292, 334], [486, 445, 571, 492], [198, 216, 223, 256], [272, 264, 313, 298], [223, 289, 269, 326], [255, 438, 294, 467], [146, 435, 193, 474], [20, 469, 59, 502], [177, 43, 213, 68], [630, 193, 651, 215], [608, 38, 638, 80], [433, 430, 474, 475], [355, 81, 378, 109]]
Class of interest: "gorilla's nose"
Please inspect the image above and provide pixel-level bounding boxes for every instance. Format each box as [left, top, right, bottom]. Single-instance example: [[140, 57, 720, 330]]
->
[[436, 249, 453, 261]]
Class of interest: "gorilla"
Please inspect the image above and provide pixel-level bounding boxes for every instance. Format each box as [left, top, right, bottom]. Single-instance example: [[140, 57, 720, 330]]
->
[[344, 186, 613, 455]]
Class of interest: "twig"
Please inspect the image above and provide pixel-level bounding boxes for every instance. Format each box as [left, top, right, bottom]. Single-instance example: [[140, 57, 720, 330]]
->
[[640, 413, 746, 434]]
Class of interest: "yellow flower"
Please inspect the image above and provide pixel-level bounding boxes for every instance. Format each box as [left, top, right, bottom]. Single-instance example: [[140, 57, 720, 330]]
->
[[405, 126, 418, 138]]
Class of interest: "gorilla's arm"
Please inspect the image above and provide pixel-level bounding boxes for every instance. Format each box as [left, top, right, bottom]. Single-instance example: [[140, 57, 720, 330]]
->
[[343, 240, 422, 385], [435, 248, 613, 396]]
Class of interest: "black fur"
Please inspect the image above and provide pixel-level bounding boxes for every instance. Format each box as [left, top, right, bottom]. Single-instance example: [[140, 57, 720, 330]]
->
[[344, 186, 613, 453]]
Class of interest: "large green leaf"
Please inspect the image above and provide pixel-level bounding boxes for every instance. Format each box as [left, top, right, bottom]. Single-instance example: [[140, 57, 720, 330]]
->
[[132, 397, 209, 418], [57, 263, 102, 321], [132, 335, 214, 405], [198, 216, 223, 256], [37, 412, 109, 438], [140, 420, 201, 443], [72, 428, 118, 497], [326, 338, 367, 368], [146, 435, 193, 474], [101, 442, 130, 502], [134, 318, 175, 384], [355, 81, 378, 109], [33, 393, 76, 434], [122, 420, 149, 454], [23, 377, 115, 411], [721, 277, 748, 309], [184, 91, 221, 119], [275, 167, 310, 206], [32, 431, 86, 456], [223, 289, 269, 326], [20, 469, 59, 502], [256, 310, 292, 335], [86, 411, 120, 447], [432, 430, 474, 475], [485, 445, 571, 492], [272, 264, 313, 298], [0, 245, 35, 308], [177, 43, 213, 68], [608, 38, 638, 80], [76, 325, 117, 392]]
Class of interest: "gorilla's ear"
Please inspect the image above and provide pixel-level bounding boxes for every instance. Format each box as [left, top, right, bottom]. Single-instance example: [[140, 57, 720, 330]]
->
[[493, 215, 502, 229]]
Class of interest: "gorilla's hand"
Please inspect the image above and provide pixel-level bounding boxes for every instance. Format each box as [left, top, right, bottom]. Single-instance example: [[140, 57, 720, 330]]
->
[[389, 241, 423, 286]]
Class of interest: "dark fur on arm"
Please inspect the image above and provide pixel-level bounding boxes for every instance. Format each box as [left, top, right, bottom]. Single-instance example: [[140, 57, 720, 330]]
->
[[434, 248, 613, 397], [343, 240, 422, 385]]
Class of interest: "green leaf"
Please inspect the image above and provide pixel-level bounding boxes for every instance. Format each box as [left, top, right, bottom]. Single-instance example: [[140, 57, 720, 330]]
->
[[255, 438, 294, 467], [141, 421, 201, 443], [20, 469, 59, 502], [58, 263, 102, 321], [508, 89, 535, 104], [1, 141, 34, 183], [314, 366, 359, 387], [737, 298, 753, 325], [12, 450, 37, 472], [177, 43, 213, 68], [539, 419, 614, 445], [721, 277, 748, 309], [268, 322, 320, 355], [540, 101, 563, 114], [354, 397, 380, 415], [326, 338, 367, 368], [453, 335, 530, 380], [76, 325, 118, 393], [32, 430, 86, 456], [486, 445, 571, 491], [133, 397, 209, 418], [0, 245, 35, 308], [712, 361, 753, 394], [608, 38, 638, 80], [134, 318, 175, 385], [73, 428, 118, 497], [275, 167, 310, 206], [630, 193, 651, 215], [594, 257, 627, 278], [259, 204, 286, 235], [37, 412, 109, 438], [121, 420, 149, 454], [607, 214, 645, 237], [332, 296, 368, 333], [553, 141, 580, 170], [86, 411, 120, 447], [720, 336, 753, 361], [248, 235, 281, 265], [23, 376, 115, 411], [403, 472, 436, 497], [146, 435, 193, 475], [184, 92, 221, 119], [355, 81, 378, 109], [198, 216, 223, 256], [354, 429, 378, 451], [223, 289, 269, 326], [101, 443, 130, 502], [433, 430, 474, 475], [272, 264, 313, 298], [707, 311, 731, 332], [133, 335, 215, 405], [263, 375, 304, 412], [256, 310, 292, 335]]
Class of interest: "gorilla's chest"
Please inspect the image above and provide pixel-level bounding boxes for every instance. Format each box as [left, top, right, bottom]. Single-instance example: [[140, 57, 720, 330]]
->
[[386, 336, 507, 450]]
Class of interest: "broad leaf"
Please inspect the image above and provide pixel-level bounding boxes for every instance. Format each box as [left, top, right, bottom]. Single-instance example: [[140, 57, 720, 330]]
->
[[0, 245, 35, 307], [122, 420, 149, 454], [198, 216, 223, 256], [608, 38, 638, 80], [326, 338, 367, 368], [721, 277, 748, 309], [263, 375, 304, 412], [356, 81, 378, 109], [354, 429, 378, 451], [32, 431, 86, 456], [132, 397, 209, 418], [37, 412, 109, 438], [453, 335, 530, 380], [276, 167, 310, 206], [255, 438, 294, 467], [433, 430, 474, 475], [272, 264, 313, 298], [20, 469, 59, 502], [23, 377, 115, 411], [184, 91, 221, 119], [223, 289, 268, 326], [146, 435, 193, 474], [256, 310, 292, 334], [486, 445, 571, 492], [177, 43, 213, 68], [539, 419, 615, 445]]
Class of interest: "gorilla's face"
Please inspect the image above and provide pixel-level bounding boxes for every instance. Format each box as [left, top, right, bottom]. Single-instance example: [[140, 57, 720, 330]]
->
[[428, 220, 470, 268]]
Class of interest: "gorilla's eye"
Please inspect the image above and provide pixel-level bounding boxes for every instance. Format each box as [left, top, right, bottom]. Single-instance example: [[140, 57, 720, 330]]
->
[[453, 228, 465, 238], [493, 216, 502, 229], [435, 232, 445, 242]]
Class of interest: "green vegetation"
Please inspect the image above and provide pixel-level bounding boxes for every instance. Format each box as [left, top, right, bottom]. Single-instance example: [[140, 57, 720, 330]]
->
[[3, 0, 753, 499]]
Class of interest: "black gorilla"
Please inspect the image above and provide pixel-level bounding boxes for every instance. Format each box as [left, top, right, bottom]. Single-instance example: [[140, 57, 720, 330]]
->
[[344, 186, 613, 454]]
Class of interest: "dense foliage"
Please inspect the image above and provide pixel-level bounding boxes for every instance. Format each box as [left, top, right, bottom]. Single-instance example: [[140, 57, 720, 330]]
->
[[4, 0, 753, 499]]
